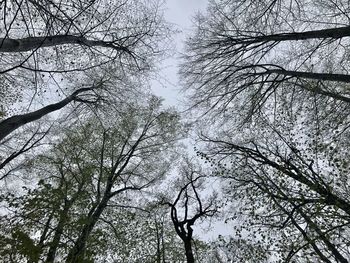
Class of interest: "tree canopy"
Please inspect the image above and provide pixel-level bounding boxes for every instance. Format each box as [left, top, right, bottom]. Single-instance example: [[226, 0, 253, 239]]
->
[[181, 0, 350, 261], [2, 0, 350, 262]]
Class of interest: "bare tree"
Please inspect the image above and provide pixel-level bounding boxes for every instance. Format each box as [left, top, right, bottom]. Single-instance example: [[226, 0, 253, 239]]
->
[[0, 0, 169, 130], [181, 0, 350, 117], [163, 160, 218, 263], [182, 1, 350, 261], [0, 0, 171, 172]]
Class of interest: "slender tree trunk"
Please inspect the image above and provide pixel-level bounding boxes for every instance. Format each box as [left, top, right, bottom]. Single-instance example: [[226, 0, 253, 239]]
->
[[38, 212, 54, 248], [0, 35, 128, 53], [0, 88, 91, 141], [45, 201, 72, 263], [155, 219, 161, 263], [161, 221, 166, 263]]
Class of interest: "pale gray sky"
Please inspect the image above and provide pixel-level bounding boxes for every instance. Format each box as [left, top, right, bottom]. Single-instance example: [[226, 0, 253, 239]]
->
[[151, 0, 208, 107], [152, 1, 234, 241]]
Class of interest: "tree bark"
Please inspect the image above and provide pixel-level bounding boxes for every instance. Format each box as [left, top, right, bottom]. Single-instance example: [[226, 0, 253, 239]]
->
[[228, 26, 350, 45], [0, 88, 91, 141], [0, 35, 128, 53]]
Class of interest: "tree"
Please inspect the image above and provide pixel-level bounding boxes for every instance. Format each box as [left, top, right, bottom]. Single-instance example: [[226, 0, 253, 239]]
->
[[1, 0, 167, 77], [182, 0, 350, 262], [181, 0, 350, 117], [0, 126, 49, 178], [163, 159, 218, 263], [0, 0, 170, 140], [0, 0, 171, 175], [0, 96, 184, 262], [104, 205, 185, 263], [199, 131, 350, 262]]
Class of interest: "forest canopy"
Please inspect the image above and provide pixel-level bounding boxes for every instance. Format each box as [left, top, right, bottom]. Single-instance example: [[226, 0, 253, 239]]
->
[[1, 0, 350, 262]]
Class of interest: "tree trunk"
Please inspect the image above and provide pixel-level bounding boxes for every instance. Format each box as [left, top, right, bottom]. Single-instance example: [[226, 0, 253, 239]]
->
[[45, 201, 72, 263], [38, 212, 54, 248], [155, 220, 161, 263], [0, 88, 91, 141], [0, 35, 128, 53], [231, 26, 350, 45], [264, 69, 350, 83], [66, 197, 109, 262], [184, 239, 195, 263]]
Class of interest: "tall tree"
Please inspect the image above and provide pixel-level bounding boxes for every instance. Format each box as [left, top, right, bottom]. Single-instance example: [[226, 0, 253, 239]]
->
[[182, 0, 350, 261], [0, 0, 171, 174], [0, 0, 170, 138], [0, 96, 184, 262], [181, 0, 350, 117]]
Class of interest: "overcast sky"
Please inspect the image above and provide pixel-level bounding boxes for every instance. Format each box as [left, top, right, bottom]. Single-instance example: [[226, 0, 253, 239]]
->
[[151, 0, 208, 107], [152, 0, 234, 241]]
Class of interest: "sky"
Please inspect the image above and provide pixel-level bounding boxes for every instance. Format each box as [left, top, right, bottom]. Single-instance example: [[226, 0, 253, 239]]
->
[[151, 0, 208, 107], [152, 0, 234, 241]]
